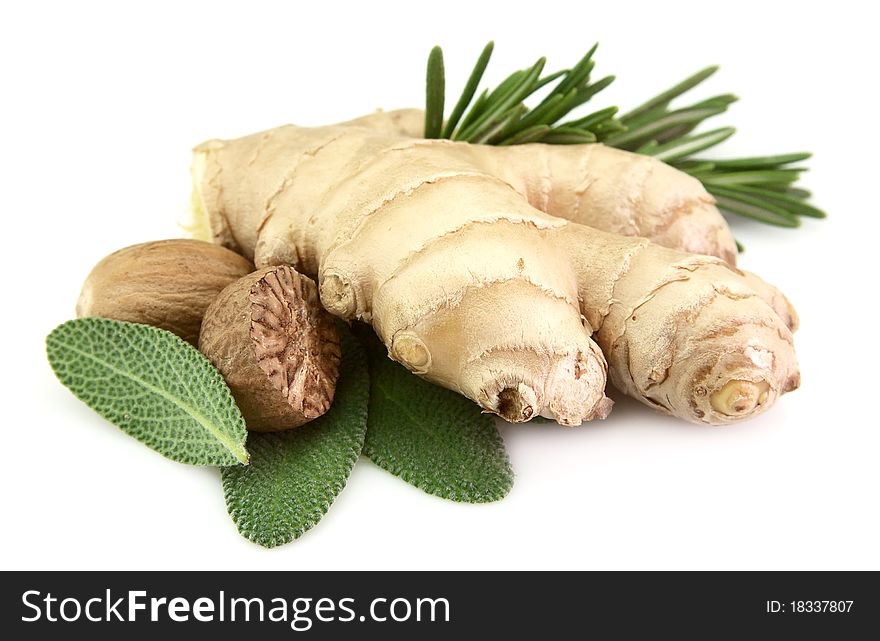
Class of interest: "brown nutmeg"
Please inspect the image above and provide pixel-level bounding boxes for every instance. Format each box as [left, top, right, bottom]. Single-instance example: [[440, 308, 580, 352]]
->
[[77, 239, 254, 345], [198, 265, 341, 432]]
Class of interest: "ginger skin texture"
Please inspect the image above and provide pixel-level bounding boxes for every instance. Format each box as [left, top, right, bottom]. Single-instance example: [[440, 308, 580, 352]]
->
[[349, 109, 737, 262], [348, 109, 799, 333], [190, 117, 799, 425]]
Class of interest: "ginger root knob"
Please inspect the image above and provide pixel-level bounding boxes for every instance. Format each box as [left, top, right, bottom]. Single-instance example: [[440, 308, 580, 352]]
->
[[710, 379, 771, 417]]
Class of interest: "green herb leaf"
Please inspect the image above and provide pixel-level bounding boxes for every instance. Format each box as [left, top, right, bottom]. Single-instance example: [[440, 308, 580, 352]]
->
[[496, 92, 568, 141], [530, 69, 569, 92], [688, 93, 739, 110], [561, 105, 619, 131], [710, 192, 801, 227], [720, 184, 826, 218], [424, 46, 446, 139], [547, 43, 597, 99], [619, 65, 719, 123], [221, 324, 369, 548], [355, 325, 513, 503], [592, 118, 627, 141], [570, 75, 616, 108], [423, 43, 826, 228], [539, 127, 597, 144], [475, 103, 528, 144], [706, 152, 812, 171], [648, 127, 735, 162], [701, 169, 805, 187], [498, 124, 552, 145], [442, 41, 494, 139], [46, 318, 249, 466], [456, 56, 546, 141], [604, 105, 728, 149]]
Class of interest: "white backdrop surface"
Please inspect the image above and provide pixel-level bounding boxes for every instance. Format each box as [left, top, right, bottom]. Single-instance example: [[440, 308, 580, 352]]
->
[[1, 0, 877, 570]]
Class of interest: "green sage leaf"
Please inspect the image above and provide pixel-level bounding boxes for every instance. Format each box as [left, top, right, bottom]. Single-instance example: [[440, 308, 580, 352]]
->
[[46, 317, 249, 466], [221, 325, 369, 548], [355, 325, 513, 503]]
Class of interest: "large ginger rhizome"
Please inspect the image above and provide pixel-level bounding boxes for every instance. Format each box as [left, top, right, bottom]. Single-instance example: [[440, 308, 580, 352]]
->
[[190, 113, 799, 426]]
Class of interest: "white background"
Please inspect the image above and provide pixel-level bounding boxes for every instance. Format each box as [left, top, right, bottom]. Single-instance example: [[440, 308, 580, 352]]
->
[[2, 0, 878, 570]]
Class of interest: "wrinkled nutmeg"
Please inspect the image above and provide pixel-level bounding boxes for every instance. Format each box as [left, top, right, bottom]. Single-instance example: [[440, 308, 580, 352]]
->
[[77, 239, 254, 345], [198, 265, 341, 432]]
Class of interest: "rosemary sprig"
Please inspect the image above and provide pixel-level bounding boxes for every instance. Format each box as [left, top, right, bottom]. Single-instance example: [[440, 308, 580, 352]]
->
[[424, 43, 825, 231]]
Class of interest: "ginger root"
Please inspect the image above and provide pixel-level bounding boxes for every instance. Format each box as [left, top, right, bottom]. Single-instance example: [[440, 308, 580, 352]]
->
[[345, 109, 799, 332], [347, 108, 737, 261], [189, 117, 799, 425], [559, 225, 799, 421]]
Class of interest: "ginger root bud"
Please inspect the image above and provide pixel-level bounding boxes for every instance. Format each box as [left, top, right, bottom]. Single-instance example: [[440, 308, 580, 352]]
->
[[198, 265, 341, 432], [77, 239, 254, 345], [710, 379, 771, 417]]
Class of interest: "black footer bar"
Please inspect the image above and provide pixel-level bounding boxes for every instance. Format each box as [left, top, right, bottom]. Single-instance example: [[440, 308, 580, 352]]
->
[[2, 571, 876, 638]]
